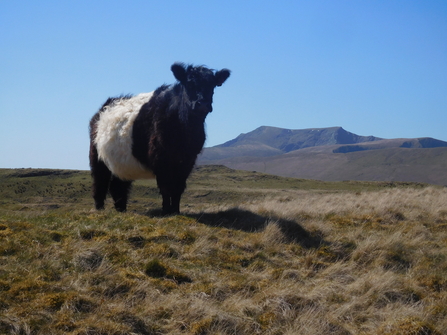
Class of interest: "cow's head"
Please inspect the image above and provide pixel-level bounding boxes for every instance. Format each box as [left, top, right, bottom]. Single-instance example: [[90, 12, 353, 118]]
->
[[171, 63, 230, 115]]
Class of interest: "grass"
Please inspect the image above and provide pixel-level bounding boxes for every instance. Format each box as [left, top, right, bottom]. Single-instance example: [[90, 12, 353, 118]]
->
[[0, 166, 447, 334]]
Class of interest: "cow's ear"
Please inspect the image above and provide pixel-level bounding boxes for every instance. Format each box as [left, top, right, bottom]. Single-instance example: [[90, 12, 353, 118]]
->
[[171, 63, 187, 83], [215, 69, 230, 87]]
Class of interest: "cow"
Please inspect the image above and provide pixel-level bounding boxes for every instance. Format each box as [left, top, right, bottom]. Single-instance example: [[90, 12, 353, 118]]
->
[[89, 63, 230, 214]]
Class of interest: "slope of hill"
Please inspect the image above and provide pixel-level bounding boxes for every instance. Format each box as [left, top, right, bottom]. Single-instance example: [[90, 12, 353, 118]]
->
[[207, 146, 447, 185], [199, 126, 447, 185], [201, 126, 382, 161]]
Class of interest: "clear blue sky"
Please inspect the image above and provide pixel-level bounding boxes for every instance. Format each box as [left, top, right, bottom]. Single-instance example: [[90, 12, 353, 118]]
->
[[1, 1, 446, 170]]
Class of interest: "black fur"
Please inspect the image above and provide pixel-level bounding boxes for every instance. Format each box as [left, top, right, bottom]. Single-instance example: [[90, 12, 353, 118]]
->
[[89, 63, 230, 214]]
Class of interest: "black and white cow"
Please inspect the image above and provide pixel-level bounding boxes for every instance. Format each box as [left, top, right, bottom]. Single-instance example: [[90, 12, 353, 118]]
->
[[89, 63, 230, 214]]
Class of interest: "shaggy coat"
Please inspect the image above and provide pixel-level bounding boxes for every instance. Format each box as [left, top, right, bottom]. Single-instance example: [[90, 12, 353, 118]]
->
[[89, 63, 230, 214]]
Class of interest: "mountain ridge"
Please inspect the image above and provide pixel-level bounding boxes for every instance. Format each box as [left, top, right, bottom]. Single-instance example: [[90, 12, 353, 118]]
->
[[217, 125, 382, 151], [198, 126, 447, 185]]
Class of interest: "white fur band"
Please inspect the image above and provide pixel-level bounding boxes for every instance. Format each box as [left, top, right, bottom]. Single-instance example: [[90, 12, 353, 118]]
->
[[95, 92, 155, 180]]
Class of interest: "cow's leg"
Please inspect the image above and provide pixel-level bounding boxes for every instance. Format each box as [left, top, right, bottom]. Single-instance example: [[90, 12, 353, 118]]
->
[[170, 192, 182, 215], [90, 145, 111, 210], [170, 176, 186, 214], [159, 185, 174, 215], [110, 176, 132, 212], [168, 167, 189, 214], [156, 161, 191, 215], [156, 173, 175, 215], [161, 191, 173, 215]]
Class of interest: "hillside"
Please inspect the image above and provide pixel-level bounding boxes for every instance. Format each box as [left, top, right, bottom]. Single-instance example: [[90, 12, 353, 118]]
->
[[1, 168, 447, 334], [199, 126, 447, 185], [201, 126, 382, 161]]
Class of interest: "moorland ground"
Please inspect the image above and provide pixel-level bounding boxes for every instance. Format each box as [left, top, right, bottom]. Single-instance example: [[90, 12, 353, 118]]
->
[[1, 166, 447, 334]]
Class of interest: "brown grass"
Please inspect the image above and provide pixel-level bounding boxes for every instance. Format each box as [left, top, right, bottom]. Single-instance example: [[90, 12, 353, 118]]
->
[[1, 168, 447, 334]]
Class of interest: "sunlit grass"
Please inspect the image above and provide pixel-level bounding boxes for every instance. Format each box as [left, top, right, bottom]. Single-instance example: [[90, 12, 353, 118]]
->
[[1, 167, 446, 334]]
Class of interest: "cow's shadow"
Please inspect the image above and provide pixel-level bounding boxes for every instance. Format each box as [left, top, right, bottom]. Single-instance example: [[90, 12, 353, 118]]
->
[[145, 207, 325, 248]]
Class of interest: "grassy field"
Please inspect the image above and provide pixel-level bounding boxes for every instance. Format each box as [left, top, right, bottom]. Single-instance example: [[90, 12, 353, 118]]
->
[[1, 166, 447, 334]]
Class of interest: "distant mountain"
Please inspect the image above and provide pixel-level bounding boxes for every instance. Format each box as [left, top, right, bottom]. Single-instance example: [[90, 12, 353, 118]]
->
[[200, 126, 382, 161], [198, 126, 447, 185], [219, 126, 381, 150]]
